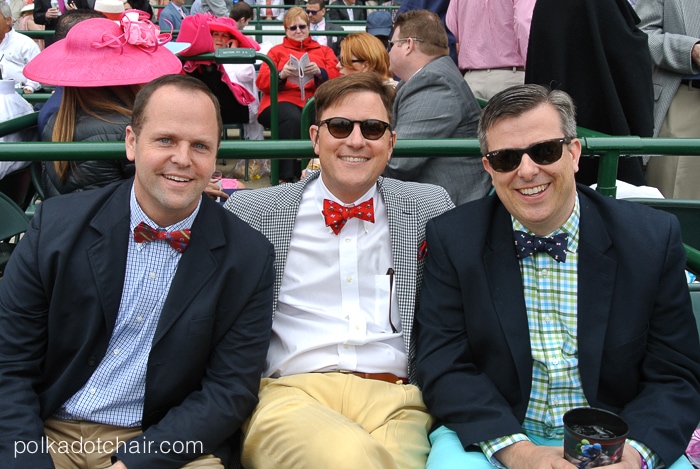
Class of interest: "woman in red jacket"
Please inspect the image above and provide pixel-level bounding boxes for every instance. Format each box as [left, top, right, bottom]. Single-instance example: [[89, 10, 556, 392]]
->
[[256, 6, 340, 182]]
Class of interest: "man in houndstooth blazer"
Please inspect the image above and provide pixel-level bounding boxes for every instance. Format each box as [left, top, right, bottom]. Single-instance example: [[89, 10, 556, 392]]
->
[[224, 73, 454, 469], [635, 0, 700, 199]]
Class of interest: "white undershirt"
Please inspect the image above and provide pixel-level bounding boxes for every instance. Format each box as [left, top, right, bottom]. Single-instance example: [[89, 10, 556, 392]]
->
[[265, 177, 406, 377]]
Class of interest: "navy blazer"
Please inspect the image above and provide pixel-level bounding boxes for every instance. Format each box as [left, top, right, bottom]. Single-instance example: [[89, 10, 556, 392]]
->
[[0, 180, 275, 468], [415, 184, 700, 465]]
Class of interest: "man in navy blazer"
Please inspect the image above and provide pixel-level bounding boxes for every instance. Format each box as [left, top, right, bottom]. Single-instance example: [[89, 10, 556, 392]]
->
[[415, 84, 700, 469], [0, 75, 275, 469]]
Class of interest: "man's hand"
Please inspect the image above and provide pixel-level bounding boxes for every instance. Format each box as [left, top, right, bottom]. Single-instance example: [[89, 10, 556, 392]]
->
[[108, 461, 128, 469], [607, 445, 643, 469], [692, 43, 700, 67], [204, 180, 228, 201], [495, 441, 576, 469]]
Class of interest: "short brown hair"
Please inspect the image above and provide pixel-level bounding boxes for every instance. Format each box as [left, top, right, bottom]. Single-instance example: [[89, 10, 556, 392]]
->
[[314, 73, 395, 125], [393, 9, 448, 58], [131, 75, 223, 145]]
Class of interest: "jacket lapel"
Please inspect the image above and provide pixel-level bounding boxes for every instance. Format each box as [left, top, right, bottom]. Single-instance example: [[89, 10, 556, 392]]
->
[[576, 192, 616, 401], [87, 182, 131, 332], [152, 198, 223, 344], [379, 178, 420, 362], [484, 202, 535, 400]]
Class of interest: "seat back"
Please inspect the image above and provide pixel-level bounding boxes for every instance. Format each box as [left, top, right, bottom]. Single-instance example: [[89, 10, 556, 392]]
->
[[625, 198, 700, 251], [0, 165, 34, 210], [690, 284, 700, 341], [0, 191, 31, 276], [0, 192, 29, 240]]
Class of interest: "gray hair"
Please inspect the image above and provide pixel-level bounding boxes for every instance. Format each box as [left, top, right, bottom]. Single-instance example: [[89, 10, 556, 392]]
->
[[0, 2, 13, 20], [477, 84, 577, 154]]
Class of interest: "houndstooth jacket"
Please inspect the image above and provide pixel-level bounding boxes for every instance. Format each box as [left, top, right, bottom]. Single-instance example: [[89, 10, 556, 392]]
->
[[635, 0, 700, 135], [224, 172, 455, 382]]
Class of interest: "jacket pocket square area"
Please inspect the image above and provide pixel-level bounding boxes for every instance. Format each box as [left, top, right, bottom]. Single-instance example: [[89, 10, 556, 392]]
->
[[417, 240, 428, 261]]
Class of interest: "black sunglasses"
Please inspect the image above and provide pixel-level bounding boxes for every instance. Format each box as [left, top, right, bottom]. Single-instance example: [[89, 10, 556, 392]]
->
[[305, 9, 321, 15], [288, 24, 308, 31], [319, 118, 392, 140], [485, 137, 572, 173]]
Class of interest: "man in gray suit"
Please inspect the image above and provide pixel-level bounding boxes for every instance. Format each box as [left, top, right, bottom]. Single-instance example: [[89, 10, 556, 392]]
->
[[636, 0, 700, 199], [225, 73, 454, 469], [384, 9, 491, 206], [306, 0, 344, 56]]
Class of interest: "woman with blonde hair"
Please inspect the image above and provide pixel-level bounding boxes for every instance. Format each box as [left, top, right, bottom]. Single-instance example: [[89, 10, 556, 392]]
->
[[337, 32, 397, 87]]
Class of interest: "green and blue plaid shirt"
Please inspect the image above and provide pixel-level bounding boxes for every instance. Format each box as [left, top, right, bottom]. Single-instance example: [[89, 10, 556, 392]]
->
[[479, 196, 658, 468]]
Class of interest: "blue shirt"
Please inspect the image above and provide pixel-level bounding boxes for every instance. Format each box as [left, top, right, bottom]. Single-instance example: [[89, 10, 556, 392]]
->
[[55, 185, 200, 426]]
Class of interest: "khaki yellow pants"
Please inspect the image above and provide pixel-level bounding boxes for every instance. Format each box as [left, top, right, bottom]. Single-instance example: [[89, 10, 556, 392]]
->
[[647, 83, 700, 200], [241, 373, 433, 469], [44, 417, 223, 469]]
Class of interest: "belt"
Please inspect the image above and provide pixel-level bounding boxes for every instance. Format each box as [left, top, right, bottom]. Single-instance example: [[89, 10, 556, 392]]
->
[[461, 66, 525, 73], [680, 79, 700, 89], [335, 370, 408, 384]]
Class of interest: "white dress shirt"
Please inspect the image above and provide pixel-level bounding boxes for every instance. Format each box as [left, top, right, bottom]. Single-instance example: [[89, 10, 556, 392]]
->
[[266, 177, 406, 378], [0, 29, 41, 92], [311, 19, 327, 46]]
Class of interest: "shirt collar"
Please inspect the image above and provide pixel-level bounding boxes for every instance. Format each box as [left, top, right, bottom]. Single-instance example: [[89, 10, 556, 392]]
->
[[129, 183, 201, 234], [511, 194, 580, 254]]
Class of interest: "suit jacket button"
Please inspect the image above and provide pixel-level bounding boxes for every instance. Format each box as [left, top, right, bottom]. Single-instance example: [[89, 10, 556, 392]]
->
[[87, 356, 97, 366]]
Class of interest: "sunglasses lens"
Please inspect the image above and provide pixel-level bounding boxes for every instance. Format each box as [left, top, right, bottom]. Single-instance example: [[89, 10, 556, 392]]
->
[[360, 120, 388, 140], [487, 139, 566, 172], [490, 150, 522, 172], [530, 140, 563, 165], [326, 118, 354, 138]]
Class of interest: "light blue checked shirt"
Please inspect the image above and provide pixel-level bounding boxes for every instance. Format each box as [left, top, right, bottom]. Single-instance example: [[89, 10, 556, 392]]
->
[[55, 186, 201, 427], [479, 196, 658, 468]]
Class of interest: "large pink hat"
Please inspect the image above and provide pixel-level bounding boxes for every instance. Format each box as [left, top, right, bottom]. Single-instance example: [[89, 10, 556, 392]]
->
[[24, 14, 183, 87], [207, 17, 260, 51]]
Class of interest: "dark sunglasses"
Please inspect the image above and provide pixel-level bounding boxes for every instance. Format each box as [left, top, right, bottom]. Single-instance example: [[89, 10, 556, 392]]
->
[[485, 137, 572, 173], [288, 24, 308, 31], [319, 118, 391, 140], [305, 9, 321, 15]]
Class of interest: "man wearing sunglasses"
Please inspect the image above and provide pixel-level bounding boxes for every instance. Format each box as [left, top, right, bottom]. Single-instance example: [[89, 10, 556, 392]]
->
[[384, 9, 491, 206], [225, 73, 454, 469], [306, 0, 344, 56], [415, 84, 700, 469]]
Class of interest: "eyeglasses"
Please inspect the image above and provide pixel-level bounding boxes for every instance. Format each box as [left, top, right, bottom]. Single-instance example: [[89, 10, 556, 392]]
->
[[485, 137, 572, 173], [319, 117, 392, 140], [388, 37, 423, 50], [305, 9, 321, 15], [339, 58, 365, 67], [288, 24, 308, 31]]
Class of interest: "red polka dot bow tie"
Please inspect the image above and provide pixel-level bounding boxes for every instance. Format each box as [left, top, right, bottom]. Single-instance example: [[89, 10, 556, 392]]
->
[[133, 221, 191, 253], [514, 230, 568, 263], [322, 198, 375, 235]]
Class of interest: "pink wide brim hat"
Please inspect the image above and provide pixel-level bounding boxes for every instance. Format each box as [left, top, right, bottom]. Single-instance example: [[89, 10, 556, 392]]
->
[[207, 17, 260, 51], [24, 17, 183, 87]]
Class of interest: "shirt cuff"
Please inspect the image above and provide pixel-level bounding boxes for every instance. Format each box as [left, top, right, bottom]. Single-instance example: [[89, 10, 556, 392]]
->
[[627, 439, 661, 469], [479, 433, 530, 468]]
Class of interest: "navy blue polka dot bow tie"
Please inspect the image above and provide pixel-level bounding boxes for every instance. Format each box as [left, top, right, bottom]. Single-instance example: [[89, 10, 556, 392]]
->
[[514, 230, 568, 263]]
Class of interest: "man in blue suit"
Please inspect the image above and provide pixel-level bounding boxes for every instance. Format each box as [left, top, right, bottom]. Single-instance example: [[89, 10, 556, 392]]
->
[[415, 84, 700, 469], [0, 75, 275, 469], [159, 0, 189, 31]]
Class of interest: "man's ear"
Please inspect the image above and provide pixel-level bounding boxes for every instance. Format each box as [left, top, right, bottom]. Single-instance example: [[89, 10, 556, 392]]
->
[[309, 125, 320, 155], [125, 125, 137, 162], [387, 130, 396, 162]]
